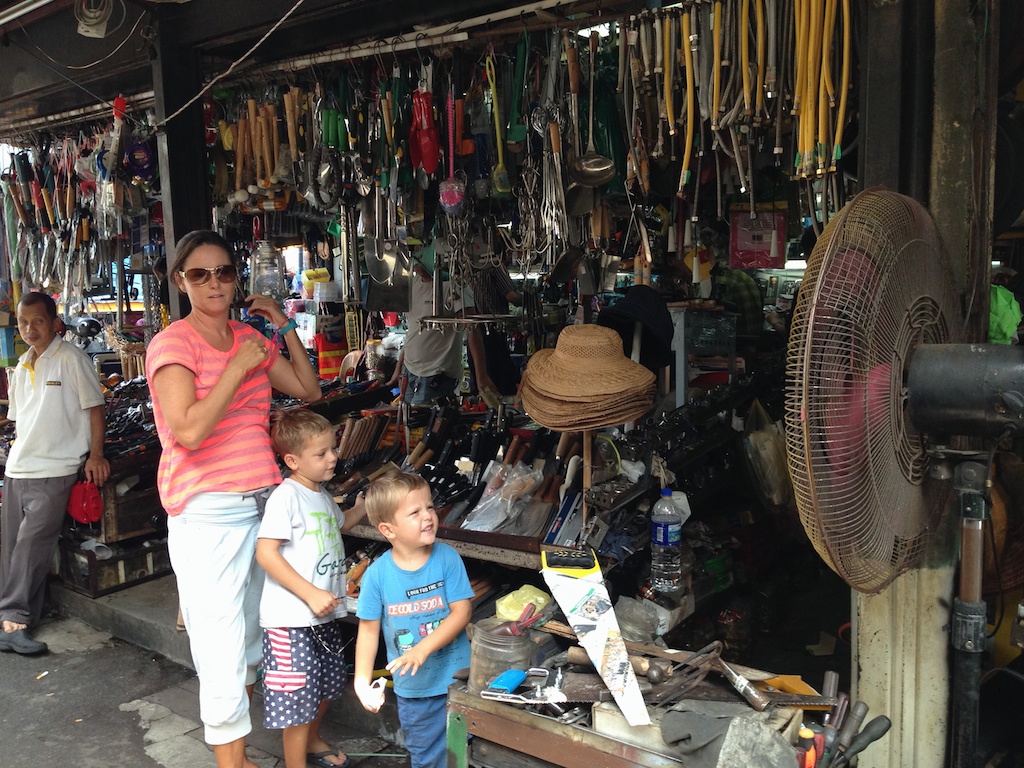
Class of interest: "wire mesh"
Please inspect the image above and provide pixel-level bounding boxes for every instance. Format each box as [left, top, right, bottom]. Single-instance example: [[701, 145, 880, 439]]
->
[[785, 188, 963, 593]]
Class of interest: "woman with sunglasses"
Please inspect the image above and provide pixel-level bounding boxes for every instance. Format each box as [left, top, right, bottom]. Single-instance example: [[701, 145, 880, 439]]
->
[[146, 230, 321, 768]]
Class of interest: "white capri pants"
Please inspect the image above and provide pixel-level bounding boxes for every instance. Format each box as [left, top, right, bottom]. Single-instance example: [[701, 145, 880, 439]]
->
[[168, 492, 266, 745]]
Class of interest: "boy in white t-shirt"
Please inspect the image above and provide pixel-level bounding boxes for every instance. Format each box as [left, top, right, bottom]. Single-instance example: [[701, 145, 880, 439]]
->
[[256, 409, 367, 768]]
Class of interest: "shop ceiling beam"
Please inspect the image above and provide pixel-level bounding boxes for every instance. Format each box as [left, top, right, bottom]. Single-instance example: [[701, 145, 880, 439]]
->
[[245, 0, 618, 73], [253, 31, 470, 71]]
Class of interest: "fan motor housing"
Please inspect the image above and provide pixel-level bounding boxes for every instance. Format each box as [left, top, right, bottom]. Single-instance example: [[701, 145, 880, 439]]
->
[[907, 344, 1024, 438]]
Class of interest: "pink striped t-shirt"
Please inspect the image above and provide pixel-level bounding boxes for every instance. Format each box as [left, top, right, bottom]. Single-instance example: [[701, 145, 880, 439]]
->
[[146, 320, 282, 515]]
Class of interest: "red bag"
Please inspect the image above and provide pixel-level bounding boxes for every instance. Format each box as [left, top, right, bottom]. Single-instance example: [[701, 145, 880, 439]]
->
[[67, 481, 103, 524]]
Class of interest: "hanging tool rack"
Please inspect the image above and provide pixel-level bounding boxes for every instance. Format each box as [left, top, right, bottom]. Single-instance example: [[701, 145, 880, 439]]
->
[[189, 0, 858, 321], [0, 0, 859, 343]]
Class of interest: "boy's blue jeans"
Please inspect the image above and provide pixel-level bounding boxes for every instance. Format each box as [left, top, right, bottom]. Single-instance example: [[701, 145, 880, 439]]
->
[[396, 693, 448, 768]]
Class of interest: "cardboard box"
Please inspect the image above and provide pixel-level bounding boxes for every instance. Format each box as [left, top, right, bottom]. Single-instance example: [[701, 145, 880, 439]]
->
[[294, 312, 324, 348]]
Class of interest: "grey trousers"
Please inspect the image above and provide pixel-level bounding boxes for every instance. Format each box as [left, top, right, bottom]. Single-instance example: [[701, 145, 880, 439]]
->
[[0, 474, 77, 628]]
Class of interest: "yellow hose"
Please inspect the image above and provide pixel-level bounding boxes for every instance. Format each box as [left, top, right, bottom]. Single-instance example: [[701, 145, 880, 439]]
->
[[665, 9, 675, 135], [677, 8, 697, 197], [817, 64, 829, 173], [818, 0, 837, 173], [822, 0, 837, 106], [831, 0, 851, 171], [803, 0, 824, 177], [741, 0, 752, 116], [793, 0, 806, 118], [754, 0, 766, 121], [712, 0, 723, 130]]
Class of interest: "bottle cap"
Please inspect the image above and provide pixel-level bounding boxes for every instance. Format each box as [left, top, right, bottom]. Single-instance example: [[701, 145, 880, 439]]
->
[[661, 488, 672, 497]]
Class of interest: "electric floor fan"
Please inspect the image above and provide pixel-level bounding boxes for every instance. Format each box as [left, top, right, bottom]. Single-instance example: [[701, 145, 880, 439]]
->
[[784, 187, 1024, 768]]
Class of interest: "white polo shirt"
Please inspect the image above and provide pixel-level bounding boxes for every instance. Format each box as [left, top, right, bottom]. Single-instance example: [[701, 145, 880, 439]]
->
[[6, 336, 105, 478]]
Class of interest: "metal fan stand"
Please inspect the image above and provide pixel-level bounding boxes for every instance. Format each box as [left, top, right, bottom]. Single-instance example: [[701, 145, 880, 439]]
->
[[950, 459, 991, 768], [908, 345, 1024, 768]]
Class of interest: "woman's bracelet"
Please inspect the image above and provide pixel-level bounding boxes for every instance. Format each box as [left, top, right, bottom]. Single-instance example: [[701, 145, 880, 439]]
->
[[277, 318, 298, 335]]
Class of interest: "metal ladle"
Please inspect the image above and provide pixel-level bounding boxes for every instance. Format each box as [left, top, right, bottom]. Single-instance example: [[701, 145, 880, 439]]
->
[[569, 31, 616, 188]]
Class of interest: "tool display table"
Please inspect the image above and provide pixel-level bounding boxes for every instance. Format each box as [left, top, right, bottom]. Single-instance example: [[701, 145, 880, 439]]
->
[[446, 683, 682, 768]]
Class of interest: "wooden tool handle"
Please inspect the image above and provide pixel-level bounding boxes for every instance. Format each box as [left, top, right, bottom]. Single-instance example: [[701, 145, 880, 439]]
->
[[566, 645, 661, 677], [8, 184, 29, 227], [40, 187, 56, 230], [266, 102, 280, 172], [65, 178, 75, 221], [253, 121, 265, 181], [53, 182, 66, 224], [413, 449, 435, 471], [549, 122, 561, 156], [504, 435, 523, 465], [407, 438, 428, 467], [246, 98, 260, 178], [337, 415, 357, 459], [565, 30, 581, 96], [284, 92, 299, 162], [259, 113, 274, 182], [235, 117, 249, 191], [291, 87, 304, 153]]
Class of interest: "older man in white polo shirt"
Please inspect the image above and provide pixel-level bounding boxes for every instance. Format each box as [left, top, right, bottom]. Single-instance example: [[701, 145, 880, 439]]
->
[[0, 292, 109, 655]]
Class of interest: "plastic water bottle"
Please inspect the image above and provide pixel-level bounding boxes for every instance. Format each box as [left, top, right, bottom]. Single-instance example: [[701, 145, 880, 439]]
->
[[650, 488, 684, 594]]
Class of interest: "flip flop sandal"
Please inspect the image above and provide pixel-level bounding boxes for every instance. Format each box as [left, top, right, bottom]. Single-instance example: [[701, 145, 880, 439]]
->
[[306, 750, 350, 768]]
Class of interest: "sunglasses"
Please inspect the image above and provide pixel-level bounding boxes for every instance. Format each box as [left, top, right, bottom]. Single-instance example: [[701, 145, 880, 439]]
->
[[178, 264, 238, 286]]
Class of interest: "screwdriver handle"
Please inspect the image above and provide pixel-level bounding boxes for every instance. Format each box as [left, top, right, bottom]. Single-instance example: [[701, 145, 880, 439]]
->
[[833, 715, 891, 767], [832, 700, 869, 765], [821, 671, 840, 725]]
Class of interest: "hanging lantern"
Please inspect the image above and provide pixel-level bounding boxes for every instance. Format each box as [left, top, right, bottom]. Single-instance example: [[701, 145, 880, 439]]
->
[[249, 240, 288, 301]]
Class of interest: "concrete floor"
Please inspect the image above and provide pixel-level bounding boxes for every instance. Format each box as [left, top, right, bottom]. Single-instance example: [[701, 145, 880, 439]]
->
[[0, 575, 410, 768], [6, 552, 861, 768]]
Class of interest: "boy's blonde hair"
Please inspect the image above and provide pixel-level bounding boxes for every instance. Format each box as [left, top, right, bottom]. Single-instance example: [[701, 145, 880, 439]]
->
[[364, 470, 430, 527], [270, 409, 334, 458]]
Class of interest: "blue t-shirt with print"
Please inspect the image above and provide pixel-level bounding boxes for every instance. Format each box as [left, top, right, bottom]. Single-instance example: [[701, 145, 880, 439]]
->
[[356, 542, 473, 698]]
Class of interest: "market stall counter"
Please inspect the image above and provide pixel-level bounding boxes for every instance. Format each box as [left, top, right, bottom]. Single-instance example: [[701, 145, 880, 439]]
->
[[446, 682, 682, 768]]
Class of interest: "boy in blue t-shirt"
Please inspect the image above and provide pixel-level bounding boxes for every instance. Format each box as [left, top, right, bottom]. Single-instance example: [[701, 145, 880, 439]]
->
[[353, 471, 473, 768]]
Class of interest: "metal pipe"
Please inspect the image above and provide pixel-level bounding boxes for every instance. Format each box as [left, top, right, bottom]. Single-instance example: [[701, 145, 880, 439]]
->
[[0, 91, 155, 137], [0, 0, 60, 29]]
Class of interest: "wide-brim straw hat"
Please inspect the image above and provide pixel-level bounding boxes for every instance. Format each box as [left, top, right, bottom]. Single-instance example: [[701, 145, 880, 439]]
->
[[521, 324, 655, 430]]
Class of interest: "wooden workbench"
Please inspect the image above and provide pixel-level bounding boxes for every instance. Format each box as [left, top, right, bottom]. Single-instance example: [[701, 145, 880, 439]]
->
[[446, 683, 682, 768]]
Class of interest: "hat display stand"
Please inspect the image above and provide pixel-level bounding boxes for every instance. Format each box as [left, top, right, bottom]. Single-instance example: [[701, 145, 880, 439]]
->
[[623, 321, 643, 434], [582, 430, 593, 532], [520, 324, 657, 542]]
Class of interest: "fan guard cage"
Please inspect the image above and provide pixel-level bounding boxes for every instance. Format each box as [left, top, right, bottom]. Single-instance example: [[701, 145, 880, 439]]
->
[[785, 188, 963, 593]]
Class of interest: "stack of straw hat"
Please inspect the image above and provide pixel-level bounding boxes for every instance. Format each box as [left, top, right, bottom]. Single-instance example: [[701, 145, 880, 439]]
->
[[520, 324, 656, 431]]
